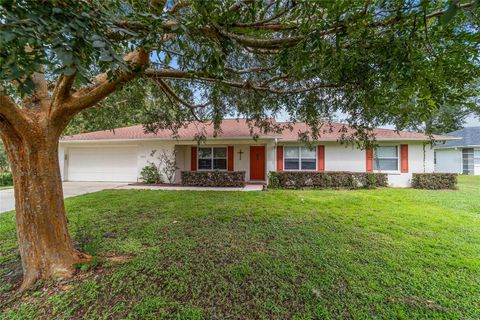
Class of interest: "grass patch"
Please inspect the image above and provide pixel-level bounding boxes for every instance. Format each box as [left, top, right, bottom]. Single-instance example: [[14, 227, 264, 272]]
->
[[1, 176, 479, 319]]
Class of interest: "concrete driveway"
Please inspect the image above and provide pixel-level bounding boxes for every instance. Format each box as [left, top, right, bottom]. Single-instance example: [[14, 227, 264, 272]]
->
[[0, 182, 128, 214]]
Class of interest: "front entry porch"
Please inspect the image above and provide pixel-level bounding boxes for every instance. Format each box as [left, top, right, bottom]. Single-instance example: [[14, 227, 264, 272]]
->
[[174, 142, 273, 184]]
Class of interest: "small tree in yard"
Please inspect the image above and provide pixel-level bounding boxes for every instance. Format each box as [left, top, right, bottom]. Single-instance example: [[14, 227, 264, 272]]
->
[[157, 150, 178, 184], [140, 149, 178, 184], [0, 0, 479, 290]]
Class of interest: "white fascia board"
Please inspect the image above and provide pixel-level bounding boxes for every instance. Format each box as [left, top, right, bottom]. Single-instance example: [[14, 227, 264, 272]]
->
[[60, 136, 459, 144], [60, 137, 277, 144], [434, 145, 480, 150]]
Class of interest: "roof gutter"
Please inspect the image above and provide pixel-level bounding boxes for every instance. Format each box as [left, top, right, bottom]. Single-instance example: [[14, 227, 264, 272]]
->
[[434, 144, 480, 150]]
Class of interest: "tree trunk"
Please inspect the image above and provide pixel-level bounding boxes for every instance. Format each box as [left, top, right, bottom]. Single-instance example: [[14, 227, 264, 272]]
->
[[0, 49, 149, 291], [4, 130, 89, 290]]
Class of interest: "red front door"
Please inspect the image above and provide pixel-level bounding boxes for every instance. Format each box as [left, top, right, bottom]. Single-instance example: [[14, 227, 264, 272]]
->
[[250, 146, 266, 180]]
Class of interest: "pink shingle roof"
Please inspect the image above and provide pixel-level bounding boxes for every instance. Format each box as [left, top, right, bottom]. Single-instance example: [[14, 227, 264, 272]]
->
[[61, 119, 453, 142]]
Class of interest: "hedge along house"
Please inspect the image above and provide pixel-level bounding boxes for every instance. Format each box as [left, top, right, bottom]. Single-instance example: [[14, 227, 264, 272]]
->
[[434, 127, 480, 175], [59, 119, 455, 187]]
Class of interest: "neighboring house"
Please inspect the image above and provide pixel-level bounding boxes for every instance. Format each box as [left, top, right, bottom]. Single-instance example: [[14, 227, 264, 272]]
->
[[59, 119, 454, 187], [434, 127, 480, 175]]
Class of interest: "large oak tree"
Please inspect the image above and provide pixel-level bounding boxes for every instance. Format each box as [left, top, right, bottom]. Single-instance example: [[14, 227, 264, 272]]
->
[[0, 0, 479, 290]]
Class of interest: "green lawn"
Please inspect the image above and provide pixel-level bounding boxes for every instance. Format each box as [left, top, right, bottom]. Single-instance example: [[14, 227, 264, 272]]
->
[[0, 186, 12, 190], [1, 176, 479, 319]]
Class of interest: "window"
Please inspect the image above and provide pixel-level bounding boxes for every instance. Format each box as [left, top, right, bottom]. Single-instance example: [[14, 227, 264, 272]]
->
[[198, 147, 227, 170], [284, 146, 317, 170], [374, 146, 398, 171]]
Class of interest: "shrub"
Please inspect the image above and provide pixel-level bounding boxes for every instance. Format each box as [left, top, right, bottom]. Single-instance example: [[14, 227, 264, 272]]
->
[[365, 173, 388, 189], [140, 163, 162, 184], [0, 172, 12, 186], [181, 171, 245, 187], [267, 172, 281, 189], [267, 171, 388, 189], [411, 173, 457, 190]]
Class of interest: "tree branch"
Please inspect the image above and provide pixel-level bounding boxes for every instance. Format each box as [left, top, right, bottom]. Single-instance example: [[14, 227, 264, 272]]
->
[[228, 0, 253, 12], [152, 78, 207, 109], [50, 73, 76, 110], [151, 78, 205, 121], [224, 66, 274, 74], [23, 71, 50, 110], [260, 74, 290, 86], [144, 68, 343, 94], [217, 28, 304, 49], [110, 19, 179, 38], [58, 49, 150, 117], [0, 94, 34, 133], [228, 9, 292, 30], [232, 23, 297, 31]]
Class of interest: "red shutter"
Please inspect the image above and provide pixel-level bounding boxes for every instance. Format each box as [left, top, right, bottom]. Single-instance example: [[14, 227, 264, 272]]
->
[[276, 146, 283, 171], [317, 145, 325, 172], [366, 147, 373, 173], [227, 146, 234, 171], [191, 146, 197, 171], [400, 144, 409, 173]]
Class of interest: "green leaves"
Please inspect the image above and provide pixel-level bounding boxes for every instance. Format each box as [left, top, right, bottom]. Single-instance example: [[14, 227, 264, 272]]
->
[[57, 50, 74, 65], [99, 51, 114, 62], [0, 31, 16, 43], [63, 67, 77, 76], [441, 0, 459, 24], [0, 1, 126, 94], [92, 40, 106, 48], [1, 0, 479, 137]]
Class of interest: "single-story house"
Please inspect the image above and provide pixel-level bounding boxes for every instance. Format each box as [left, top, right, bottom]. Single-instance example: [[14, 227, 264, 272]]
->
[[59, 119, 455, 187], [434, 127, 480, 175]]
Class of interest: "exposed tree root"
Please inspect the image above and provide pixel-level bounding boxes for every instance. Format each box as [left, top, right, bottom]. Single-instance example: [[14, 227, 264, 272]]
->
[[18, 250, 92, 292]]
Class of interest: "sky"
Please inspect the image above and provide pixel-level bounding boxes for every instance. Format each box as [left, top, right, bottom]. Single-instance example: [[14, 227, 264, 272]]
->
[[275, 110, 480, 131], [464, 114, 480, 127]]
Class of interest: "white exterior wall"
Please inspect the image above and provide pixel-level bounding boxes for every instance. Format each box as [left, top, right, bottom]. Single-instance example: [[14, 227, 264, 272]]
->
[[387, 143, 434, 187], [265, 141, 276, 178], [324, 142, 365, 172], [174, 145, 186, 183], [59, 139, 435, 186], [233, 145, 251, 180], [475, 149, 480, 175], [434, 149, 462, 174], [277, 141, 433, 187]]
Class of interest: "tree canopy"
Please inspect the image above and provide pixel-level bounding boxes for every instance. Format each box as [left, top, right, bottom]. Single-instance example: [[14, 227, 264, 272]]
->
[[1, 0, 479, 139]]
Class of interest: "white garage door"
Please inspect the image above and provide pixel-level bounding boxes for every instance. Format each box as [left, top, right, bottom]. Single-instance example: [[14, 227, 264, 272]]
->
[[67, 147, 138, 182]]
